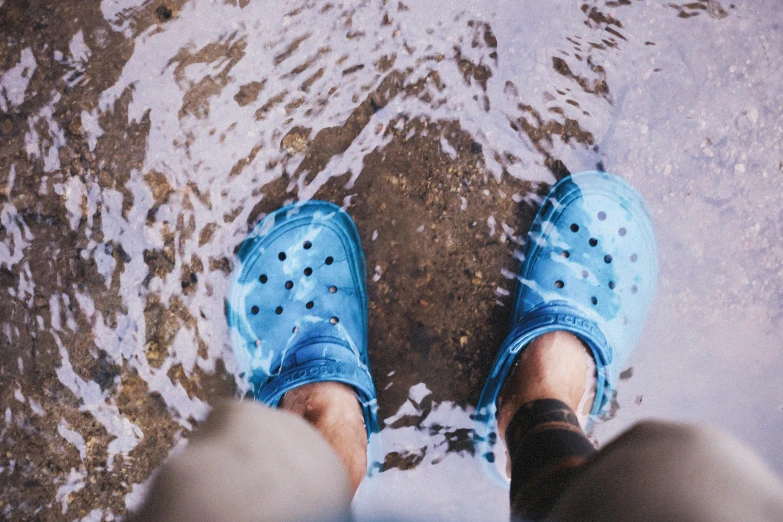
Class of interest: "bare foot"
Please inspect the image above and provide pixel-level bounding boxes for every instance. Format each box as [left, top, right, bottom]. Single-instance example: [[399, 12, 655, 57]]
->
[[496, 330, 595, 441], [281, 381, 368, 494]]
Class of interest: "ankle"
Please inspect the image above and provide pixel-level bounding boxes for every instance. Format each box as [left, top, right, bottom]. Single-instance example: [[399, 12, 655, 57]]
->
[[497, 331, 593, 439], [281, 382, 362, 424], [281, 381, 368, 493]]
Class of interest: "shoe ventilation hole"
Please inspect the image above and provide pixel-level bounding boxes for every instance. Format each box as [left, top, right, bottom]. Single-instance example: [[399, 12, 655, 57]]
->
[[570, 223, 579, 232], [631, 285, 638, 294], [259, 274, 268, 283], [278, 252, 286, 261], [589, 238, 598, 247], [306, 301, 314, 309], [582, 270, 589, 278], [604, 255, 612, 264], [618, 228, 627, 237], [325, 256, 334, 265], [275, 306, 283, 315], [591, 296, 598, 305], [630, 253, 638, 263], [330, 316, 339, 324], [598, 211, 607, 221], [251, 305, 259, 315], [561, 251, 570, 259], [303, 241, 312, 249], [285, 281, 293, 290], [292, 326, 299, 334], [609, 281, 616, 290], [555, 280, 564, 289], [304, 267, 313, 276], [254, 338, 262, 347], [329, 285, 337, 293]]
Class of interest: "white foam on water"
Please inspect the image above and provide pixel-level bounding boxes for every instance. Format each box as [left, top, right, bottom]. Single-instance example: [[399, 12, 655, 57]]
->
[[58, 419, 89, 460], [16, 262, 35, 305], [23, 118, 40, 160], [356, 399, 507, 522], [487, 215, 497, 237], [5, 164, 16, 193], [4, 324, 14, 344], [49, 293, 63, 331], [23, 93, 66, 173], [123, 476, 153, 514], [28, 398, 45, 416], [53, 332, 144, 464], [169, 326, 198, 377], [78, 508, 107, 522], [89, 242, 117, 288], [73, 291, 96, 318], [80, 109, 103, 152], [63, 176, 87, 232], [407, 382, 431, 406], [69, 30, 91, 65], [500, 221, 523, 246], [310, 108, 397, 198], [372, 264, 383, 283], [0, 47, 37, 111], [439, 136, 457, 160], [56, 467, 87, 514], [0, 201, 31, 271], [100, 0, 150, 34]]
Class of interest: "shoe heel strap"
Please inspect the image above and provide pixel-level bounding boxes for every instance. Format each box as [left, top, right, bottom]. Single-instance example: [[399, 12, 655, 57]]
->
[[478, 301, 615, 423], [256, 355, 379, 435]]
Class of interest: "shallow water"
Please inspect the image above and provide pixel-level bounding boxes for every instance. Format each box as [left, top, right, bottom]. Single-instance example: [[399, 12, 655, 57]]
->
[[1, 0, 782, 519]]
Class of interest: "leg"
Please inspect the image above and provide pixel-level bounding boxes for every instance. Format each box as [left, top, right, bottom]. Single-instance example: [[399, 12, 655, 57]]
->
[[474, 171, 660, 500], [226, 200, 379, 495], [497, 331, 598, 520], [282, 381, 368, 493], [480, 172, 783, 519], [146, 202, 379, 521], [548, 421, 783, 522], [128, 400, 352, 522], [497, 332, 783, 522]]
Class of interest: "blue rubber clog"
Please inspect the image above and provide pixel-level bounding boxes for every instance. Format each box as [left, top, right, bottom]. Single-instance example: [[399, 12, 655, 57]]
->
[[227, 201, 381, 471], [475, 171, 658, 486]]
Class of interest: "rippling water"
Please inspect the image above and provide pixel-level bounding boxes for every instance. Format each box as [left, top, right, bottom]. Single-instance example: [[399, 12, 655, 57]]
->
[[1, 0, 781, 519]]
